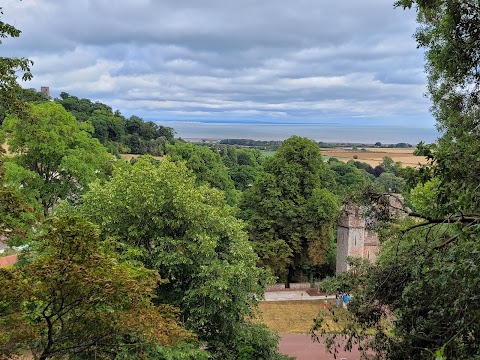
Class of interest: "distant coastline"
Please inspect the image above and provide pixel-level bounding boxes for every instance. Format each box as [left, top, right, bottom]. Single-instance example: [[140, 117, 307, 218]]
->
[[159, 121, 439, 145]]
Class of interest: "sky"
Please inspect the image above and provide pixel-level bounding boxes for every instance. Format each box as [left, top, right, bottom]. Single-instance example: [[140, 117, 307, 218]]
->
[[2, 0, 435, 128]]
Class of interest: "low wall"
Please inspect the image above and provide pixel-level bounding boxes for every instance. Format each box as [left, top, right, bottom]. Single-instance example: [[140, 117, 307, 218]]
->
[[288, 282, 311, 289], [266, 283, 286, 291]]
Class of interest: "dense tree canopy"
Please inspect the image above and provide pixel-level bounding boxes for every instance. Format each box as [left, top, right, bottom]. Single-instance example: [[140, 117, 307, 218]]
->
[[0, 157, 38, 244], [55, 92, 174, 156], [395, 0, 480, 214], [242, 136, 339, 283], [1, 102, 112, 214], [167, 142, 238, 204], [81, 158, 283, 359], [329, 162, 373, 197], [0, 214, 190, 360], [311, 2, 480, 359], [219, 146, 265, 191]]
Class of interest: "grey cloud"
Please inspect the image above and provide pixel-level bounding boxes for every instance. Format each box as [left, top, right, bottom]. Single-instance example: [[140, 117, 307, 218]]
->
[[4, 0, 433, 127]]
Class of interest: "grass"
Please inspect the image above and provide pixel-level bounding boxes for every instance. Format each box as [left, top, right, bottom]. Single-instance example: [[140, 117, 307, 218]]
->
[[120, 154, 165, 161], [255, 300, 351, 334], [260, 150, 277, 157]]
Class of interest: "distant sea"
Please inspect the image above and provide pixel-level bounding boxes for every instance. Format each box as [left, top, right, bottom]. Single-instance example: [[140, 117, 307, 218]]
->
[[160, 121, 439, 145]]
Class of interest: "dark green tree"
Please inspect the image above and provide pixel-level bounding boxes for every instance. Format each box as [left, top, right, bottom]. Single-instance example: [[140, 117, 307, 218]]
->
[[329, 162, 373, 196], [311, 2, 480, 358], [242, 136, 339, 283]]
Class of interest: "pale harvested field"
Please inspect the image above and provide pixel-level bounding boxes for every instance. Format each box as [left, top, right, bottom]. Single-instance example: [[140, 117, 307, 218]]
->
[[321, 147, 428, 167], [256, 300, 348, 334]]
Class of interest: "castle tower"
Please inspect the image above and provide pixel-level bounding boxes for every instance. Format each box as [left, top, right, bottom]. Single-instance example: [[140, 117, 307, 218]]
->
[[336, 205, 371, 273], [336, 194, 404, 273], [40, 86, 50, 97]]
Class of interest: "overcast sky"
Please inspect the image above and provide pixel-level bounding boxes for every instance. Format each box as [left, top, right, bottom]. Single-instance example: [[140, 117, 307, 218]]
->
[[2, 0, 434, 127]]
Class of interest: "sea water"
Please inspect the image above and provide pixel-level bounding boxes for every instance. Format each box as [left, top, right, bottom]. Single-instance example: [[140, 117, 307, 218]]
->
[[161, 121, 439, 145]]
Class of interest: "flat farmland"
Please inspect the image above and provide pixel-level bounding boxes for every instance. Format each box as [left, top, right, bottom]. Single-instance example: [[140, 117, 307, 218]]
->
[[321, 147, 427, 167]]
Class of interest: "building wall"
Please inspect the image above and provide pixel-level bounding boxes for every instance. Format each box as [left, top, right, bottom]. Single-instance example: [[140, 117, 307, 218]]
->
[[336, 206, 369, 273], [336, 196, 404, 273], [336, 225, 350, 273], [40, 86, 50, 97], [336, 206, 379, 273]]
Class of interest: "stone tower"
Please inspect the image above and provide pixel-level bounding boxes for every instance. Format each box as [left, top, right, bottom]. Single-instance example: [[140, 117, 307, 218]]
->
[[336, 205, 379, 273], [336, 194, 404, 273], [40, 86, 50, 97]]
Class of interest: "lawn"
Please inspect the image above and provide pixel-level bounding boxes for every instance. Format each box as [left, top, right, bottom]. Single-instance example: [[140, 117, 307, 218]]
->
[[255, 300, 350, 334]]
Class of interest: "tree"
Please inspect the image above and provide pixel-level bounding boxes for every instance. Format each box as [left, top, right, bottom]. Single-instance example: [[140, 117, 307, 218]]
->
[[55, 93, 174, 156], [241, 136, 339, 283], [167, 142, 238, 204], [329, 162, 373, 196], [395, 0, 480, 214], [310, 2, 480, 358], [81, 158, 283, 359], [374, 172, 406, 193], [222, 147, 264, 191], [1, 102, 113, 214], [379, 156, 402, 175], [0, 214, 191, 360], [0, 8, 33, 117], [0, 157, 38, 244]]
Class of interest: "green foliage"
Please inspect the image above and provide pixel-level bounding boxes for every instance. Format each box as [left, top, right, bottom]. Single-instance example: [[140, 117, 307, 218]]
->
[[220, 147, 265, 191], [0, 12, 33, 118], [219, 139, 283, 150], [329, 162, 373, 197], [118, 342, 211, 360], [0, 214, 191, 360], [374, 172, 406, 193], [167, 142, 238, 204], [318, 6, 480, 355], [235, 322, 294, 360], [410, 177, 442, 216], [242, 136, 340, 283], [55, 92, 174, 156], [0, 158, 39, 244], [81, 158, 278, 359], [394, 0, 480, 214], [379, 156, 402, 175], [1, 102, 113, 214]]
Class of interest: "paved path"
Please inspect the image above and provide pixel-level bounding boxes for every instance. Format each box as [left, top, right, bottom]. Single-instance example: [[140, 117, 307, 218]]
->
[[279, 334, 361, 360], [265, 290, 358, 359], [264, 290, 335, 301]]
